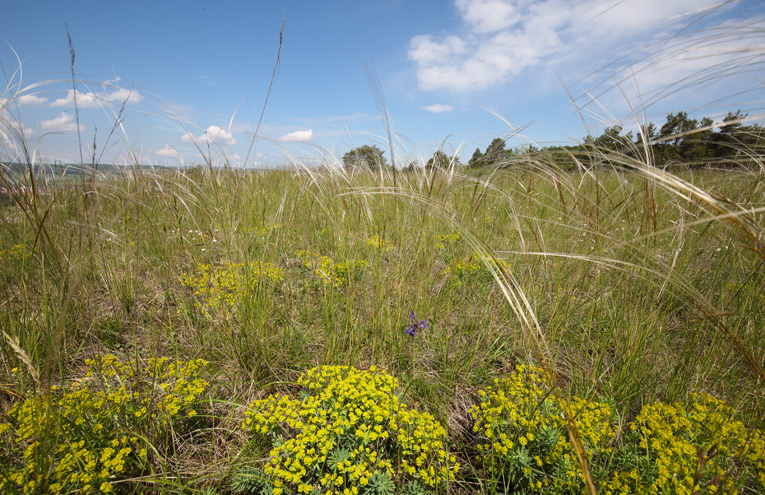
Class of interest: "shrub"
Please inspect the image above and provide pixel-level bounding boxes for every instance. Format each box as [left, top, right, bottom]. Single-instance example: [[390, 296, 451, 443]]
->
[[606, 393, 765, 494], [180, 261, 284, 316], [0, 354, 210, 494], [469, 364, 616, 494], [242, 365, 459, 495]]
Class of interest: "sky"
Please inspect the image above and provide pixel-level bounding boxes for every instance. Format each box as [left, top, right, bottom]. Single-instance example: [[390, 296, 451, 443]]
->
[[1, 0, 764, 168]]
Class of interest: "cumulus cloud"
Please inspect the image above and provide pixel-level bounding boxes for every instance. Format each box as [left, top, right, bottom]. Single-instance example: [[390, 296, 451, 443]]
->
[[16, 94, 49, 107], [455, 0, 520, 34], [408, 0, 728, 92], [280, 129, 313, 142], [50, 86, 143, 108], [409, 35, 468, 66], [51, 89, 100, 108], [41, 112, 84, 132], [101, 87, 143, 105], [155, 144, 180, 158], [422, 104, 455, 113], [180, 125, 237, 146]]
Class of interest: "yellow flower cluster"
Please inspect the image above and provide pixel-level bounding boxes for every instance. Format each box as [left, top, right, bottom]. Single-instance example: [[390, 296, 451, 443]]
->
[[242, 365, 459, 495], [295, 250, 367, 288], [180, 261, 284, 314], [252, 223, 281, 237], [0, 354, 210, 494], [0, 244, 32, 282], [441, 256, 481, 286], [434, 232, 460, 249], [441, 255, 513, 287], [0, 243, 30, 264], [365, 234, 393, 250], [605, 393, 765, 494], [469, 364, 615, 494]]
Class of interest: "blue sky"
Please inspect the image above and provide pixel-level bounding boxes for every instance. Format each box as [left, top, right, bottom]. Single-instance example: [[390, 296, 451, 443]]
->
[[1, 0, 764, 167]]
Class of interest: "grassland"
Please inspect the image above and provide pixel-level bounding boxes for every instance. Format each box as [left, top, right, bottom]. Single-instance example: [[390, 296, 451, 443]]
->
[[1, 155, 764, 493]]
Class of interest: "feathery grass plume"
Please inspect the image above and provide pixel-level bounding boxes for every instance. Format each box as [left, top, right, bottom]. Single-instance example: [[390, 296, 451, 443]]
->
[[2, 331, 40, 387]]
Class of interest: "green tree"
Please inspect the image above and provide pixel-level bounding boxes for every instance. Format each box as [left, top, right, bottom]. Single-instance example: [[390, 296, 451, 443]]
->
[[342, 145, 388, 170], [659, 112, 695, 145], [426, 150, 450, 170], [714, 110, 747, 160], [636, 123, 657, 146], [584, 125, 633, 155], [425, 150, 462, 170], [467, 147, 484, 168], [657, 111, 698, 163], [681, 117, 714, 162], [483, 138, 508, 165], [715, 110, 764, 161], [719, 110, 746, 136]]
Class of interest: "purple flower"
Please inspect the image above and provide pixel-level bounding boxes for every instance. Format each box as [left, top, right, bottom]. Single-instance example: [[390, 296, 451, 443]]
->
[[405, 311, 428, 337]]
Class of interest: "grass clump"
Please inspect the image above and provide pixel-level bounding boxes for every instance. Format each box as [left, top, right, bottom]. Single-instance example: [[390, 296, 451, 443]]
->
[[469, 363, 616, 494], [0, 354, 211, 494], [242, 365, 459, 495]]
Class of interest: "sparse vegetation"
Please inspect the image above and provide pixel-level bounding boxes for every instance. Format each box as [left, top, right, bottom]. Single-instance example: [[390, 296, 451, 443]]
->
[[2, 44, 765, 495]]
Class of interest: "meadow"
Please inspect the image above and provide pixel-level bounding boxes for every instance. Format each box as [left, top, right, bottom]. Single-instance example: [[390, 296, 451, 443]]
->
[[1, 145, 764, 493]]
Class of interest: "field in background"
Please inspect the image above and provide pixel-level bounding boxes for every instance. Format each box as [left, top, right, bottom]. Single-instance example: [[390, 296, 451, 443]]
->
[[1, 155, 764, 492]]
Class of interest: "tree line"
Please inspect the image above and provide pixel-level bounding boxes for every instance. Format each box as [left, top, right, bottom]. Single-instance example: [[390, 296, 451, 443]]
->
[[341, 110, 762, 171]]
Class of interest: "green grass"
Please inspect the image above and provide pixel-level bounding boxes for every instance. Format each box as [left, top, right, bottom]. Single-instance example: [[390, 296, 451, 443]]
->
[[1, 134, 764, 493]]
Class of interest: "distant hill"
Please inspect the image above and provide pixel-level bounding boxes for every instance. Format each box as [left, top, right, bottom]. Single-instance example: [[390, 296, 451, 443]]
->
[[1, 162, 183, 176]]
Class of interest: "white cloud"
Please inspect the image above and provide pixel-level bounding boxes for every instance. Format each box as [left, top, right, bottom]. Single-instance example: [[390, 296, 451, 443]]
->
[[51, 89, 100, 108], [155, 144, 180, 158], [422, 104, 455, 113], [455, 0, 520, 34], [101, 87, 143, 105], [16, 94, 49, 107], [180, 125, 237, 146], [408, 0, 727, 92], [408, 35, 468, 66], [632, 34, 762, 96], [41, 112, 84, 132], [280, 129, 313, 142], [50, 86, 143, 108]]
